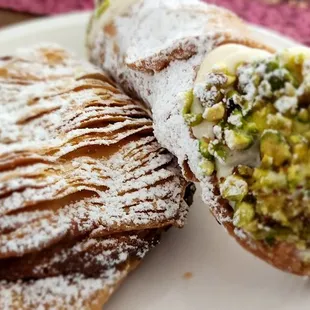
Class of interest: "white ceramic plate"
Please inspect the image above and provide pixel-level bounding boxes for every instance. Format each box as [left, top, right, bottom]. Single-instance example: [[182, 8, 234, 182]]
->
[[0, 12, 309, 310]]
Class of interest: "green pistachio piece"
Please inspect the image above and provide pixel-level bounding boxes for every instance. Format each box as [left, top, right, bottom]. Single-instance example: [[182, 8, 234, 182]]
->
[[293, 142, 308, 163], [288, 165, 304, 188], [252, 168, 287, 191], [233, 202, 255, 228], [208, 141, 228, 163], [267, 113, 292, 136], [266, 60, 279, 72], [237, 165, 254, 177], [261, 155, 273, 168], [256, 196, 291, 228], [203, 102, 225, 122], [199, 138, 212, 159], [225, 75, 236, 87], [199, 159, 215, 176], [284, 82, 296, 96], [293, 118, 310, 136], [297, 109, 309, 123], [252, 72, 261, 87], [284, 70, 299, 88], [279, 50, 305, 84], [243, 121, 258, 134], [226, 90, 239, 99], [268, 74, 285, 91], [183, 113, 203, 127], [271, 210, 290, 226], [182, 89, 194, 115], [95, 0, 110, 18], [249, 104, 276, 133], [289, 134, 307, 144], [225, 129, 253, 151], [220, 175, 248, 202], [260, 130, 291, 166]]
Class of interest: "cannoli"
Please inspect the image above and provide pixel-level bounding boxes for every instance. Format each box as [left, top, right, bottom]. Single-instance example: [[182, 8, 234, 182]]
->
[[87, 0, 310, 275]]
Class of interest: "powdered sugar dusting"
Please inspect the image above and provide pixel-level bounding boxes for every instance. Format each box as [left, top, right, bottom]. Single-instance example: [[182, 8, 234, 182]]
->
[[0, 230, 158, 309], [1, 272, 123, 310], [88, 0, 257, 220], [0, 44, 189, 260]]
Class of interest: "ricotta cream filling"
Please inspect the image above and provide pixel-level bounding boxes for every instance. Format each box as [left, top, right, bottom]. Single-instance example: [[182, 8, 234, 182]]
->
[[192, 44, 272, 178]]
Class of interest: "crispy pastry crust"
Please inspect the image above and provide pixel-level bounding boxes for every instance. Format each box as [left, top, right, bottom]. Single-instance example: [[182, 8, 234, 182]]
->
[[86, 0, 310, 275], [0, 44, 192, 308]]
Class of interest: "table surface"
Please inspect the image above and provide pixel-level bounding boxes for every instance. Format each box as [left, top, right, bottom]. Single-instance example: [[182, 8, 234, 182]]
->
[[0, 10, 36, 28]]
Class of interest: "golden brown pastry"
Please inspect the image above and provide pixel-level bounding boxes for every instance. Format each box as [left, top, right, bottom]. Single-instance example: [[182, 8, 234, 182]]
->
[[0, 44, 193, 309]]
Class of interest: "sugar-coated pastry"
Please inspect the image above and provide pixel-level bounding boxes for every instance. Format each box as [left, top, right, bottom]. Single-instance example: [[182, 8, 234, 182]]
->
[[0, 44, 193, 309], [87, 0, 310, 275]]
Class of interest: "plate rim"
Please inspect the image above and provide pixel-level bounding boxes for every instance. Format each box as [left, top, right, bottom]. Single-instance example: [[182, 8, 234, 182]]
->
[[0, 8, 309, 310], [0, 10, 299, 48]]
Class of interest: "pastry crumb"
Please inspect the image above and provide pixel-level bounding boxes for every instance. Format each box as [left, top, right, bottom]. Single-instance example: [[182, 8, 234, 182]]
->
[[182, 272, 193, 280]]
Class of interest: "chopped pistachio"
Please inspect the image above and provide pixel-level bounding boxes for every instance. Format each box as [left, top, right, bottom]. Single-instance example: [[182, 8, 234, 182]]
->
[[226, 90, 239, 99], [252, 72, 261, 87], [289, 134, 307, 144], [225, 75, 236, 87], [297, 108, 309, 122], [260, 130, 291, 166], [208, 141, 227, 163], [288, 165, 304, 188], [193, 50, 310, 246], [268, 74, 286, 91], [279, 50, 305, 84], [243, 120, 258, 134], [95, 0, 110, 18], [199, 159, 215, 176], [261, 155, 273, 168], [252, 168, 287, 191], [249, 104, 275, 132], [284, 82, 296, 96], [237, 165, 254, 177], [224, 129, 253, 150], [271, 210, 290, 226], [233, 202, 255, 228], [284, 70, 299, 87], [183, 113, 203, 126], [199, 138, 212, 159], [266, 113, 292, 136], [203, 102, 225, 122], [266, 60, 279, 72], [293, 119, 310, 136], [220, 175, 248, 202], [182, 89, 194, 115], [293, 142, 308, 163]]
